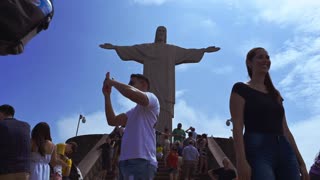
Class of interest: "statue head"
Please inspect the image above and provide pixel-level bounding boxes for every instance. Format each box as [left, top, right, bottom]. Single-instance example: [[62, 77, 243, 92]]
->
[[154, 26, 167, 44]]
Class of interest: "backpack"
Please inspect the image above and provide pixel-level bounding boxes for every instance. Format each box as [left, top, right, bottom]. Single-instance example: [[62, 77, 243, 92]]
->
[[69, 163, 83, 180], [0, 0, 54, 55]]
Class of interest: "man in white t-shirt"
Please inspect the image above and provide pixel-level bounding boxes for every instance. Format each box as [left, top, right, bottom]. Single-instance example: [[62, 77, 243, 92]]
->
[[102, 72, 160, 180]]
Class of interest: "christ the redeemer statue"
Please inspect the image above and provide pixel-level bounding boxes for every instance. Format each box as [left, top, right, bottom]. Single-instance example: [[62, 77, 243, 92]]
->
[[99, 26, 220, 133]]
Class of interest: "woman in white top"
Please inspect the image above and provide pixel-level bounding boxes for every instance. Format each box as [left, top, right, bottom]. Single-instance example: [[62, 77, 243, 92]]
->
[[30, 122, 57, 180]]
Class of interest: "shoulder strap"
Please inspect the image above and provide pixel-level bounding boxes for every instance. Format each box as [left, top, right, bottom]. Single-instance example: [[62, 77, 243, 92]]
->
[[51, 144, 55, 154]]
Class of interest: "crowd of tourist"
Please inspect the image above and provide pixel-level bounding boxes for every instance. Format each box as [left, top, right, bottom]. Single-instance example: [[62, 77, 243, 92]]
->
[[155, 123, 237, 180], [0, 104, 81, 180]]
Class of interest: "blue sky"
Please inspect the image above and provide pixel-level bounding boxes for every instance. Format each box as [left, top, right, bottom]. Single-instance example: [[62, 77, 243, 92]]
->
[[1, 0, 320, 169]]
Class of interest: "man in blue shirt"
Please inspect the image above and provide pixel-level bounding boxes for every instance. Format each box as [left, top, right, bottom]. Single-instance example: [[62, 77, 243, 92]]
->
[[0, 104, 31, 180]]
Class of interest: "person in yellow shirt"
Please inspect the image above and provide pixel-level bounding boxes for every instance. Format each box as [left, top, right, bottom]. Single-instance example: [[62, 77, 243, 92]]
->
[[156, 144, 164, 160], [53, 142, 78, 180]]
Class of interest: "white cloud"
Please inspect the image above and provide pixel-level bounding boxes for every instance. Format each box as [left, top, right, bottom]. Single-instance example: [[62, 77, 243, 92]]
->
[[198, 18, 221, 38], [249, 0, 320, 30], [57, 91, 139, 141], [173, 95, 232, 138], [271, 49, 302, 70], [56, 94, 135, 142], [272, 36, 320, 70], [289, 116, 320, 169], [56, 111, 114, 142], [211, 66, 233, 75], [181, 0, 320, 34], [201, 19, 216, 28], [237, 39, 273, 58], [176, 63, 193, 72], [275, 37, 320, 111], [176, 89, 187, 99]]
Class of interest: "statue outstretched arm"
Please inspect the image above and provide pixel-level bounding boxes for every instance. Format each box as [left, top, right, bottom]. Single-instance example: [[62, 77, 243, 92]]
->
[[99, 43, 116, 50], [204, 46, 220, 53], [99, 43, 149, 64], [175, 45, 220, 65]]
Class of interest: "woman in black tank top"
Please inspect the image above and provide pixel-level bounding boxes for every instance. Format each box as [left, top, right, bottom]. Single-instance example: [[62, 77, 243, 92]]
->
[[229, 47, 308, 180]]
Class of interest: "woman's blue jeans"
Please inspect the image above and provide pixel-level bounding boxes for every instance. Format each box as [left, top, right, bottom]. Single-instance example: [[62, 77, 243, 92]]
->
[[244, 133, 300, 180]]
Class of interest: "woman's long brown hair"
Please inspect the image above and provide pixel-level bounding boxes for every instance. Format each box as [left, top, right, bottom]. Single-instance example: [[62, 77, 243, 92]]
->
[[31, 122, 52, 156]]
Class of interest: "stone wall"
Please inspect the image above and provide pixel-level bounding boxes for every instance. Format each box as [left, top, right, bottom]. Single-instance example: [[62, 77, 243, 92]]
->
[[66, 134, 107, 179], [66, 134, 104, 165], [206, 137, 236, 174], [214, 137, 236, 166]]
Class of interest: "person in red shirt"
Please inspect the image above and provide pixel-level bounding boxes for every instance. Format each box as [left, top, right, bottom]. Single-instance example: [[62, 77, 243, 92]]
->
[[167, 146, 179, 180]]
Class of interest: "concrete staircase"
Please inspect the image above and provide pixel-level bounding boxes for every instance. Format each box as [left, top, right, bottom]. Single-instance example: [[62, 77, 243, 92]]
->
[[94, 170, 116, 180], [66, 135, 236, 180], [154, 156, 212, 180], [154, 157, 170, 180]]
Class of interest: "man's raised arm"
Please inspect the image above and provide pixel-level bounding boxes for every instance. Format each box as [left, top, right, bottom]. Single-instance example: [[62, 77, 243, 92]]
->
[[105, 72, 149, 106], [102, 72, 127, 126]]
